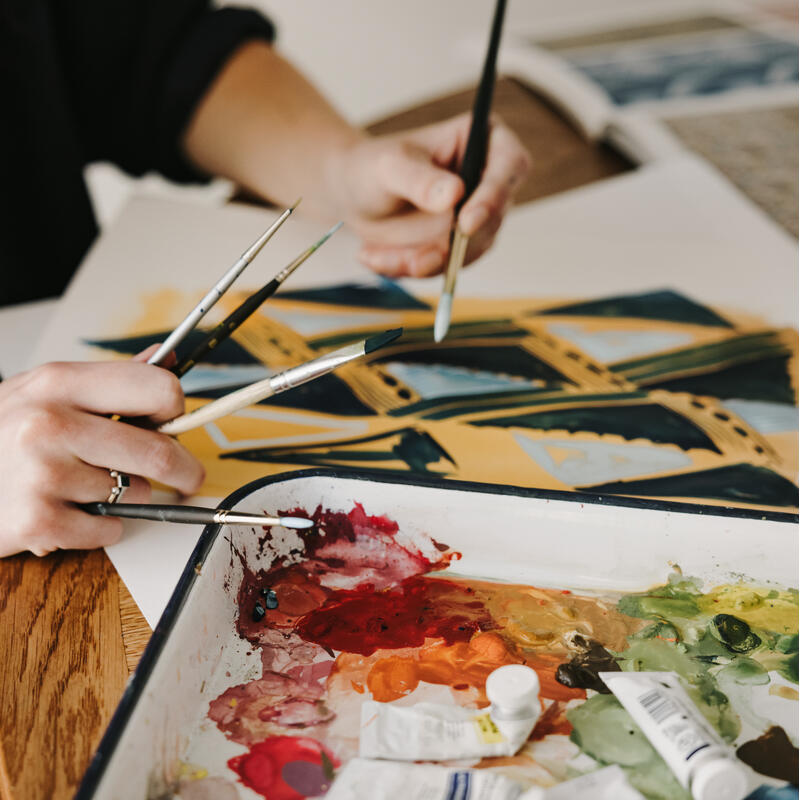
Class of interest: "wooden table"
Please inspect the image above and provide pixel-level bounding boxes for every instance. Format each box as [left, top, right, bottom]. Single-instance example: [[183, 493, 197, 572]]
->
[[0, 78, 631, 800]]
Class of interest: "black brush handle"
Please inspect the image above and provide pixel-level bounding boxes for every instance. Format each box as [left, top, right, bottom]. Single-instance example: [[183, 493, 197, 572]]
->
[[82, 502, 215, 524], [172, 278, 280, 377], [458, 0, 507, 212]]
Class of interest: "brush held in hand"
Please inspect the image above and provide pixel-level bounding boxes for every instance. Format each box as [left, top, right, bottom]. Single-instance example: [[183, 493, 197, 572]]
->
[[148, 200, 299, 367], [434, 0, 507, 343], [172, 221, 343, 378], [159, 328, 403, 435], [82, 502, 315, 529]]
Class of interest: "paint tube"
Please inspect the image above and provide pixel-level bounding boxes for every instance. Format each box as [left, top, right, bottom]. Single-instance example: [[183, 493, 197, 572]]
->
[[326, 758, 523, 800], [359, 664, 540, 761], [518, 765, 645, 799], [599, 672, 749, 800]]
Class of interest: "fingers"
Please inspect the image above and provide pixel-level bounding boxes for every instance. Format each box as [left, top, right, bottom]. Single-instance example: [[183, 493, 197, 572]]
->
[[50, 459, 152, 505], [22, 361, 185, 422], [458, 122, 531, 238], [359, 242, 448, 278], [376, 142, 464, 214], [133, 343, 177, 368], [67, 414, 205, 496], [13, 501, 125, 556], [14, 404, 204, 496]]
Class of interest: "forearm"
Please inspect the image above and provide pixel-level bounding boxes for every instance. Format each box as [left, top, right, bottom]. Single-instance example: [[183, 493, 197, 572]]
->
[[182, 41, 362, 221]]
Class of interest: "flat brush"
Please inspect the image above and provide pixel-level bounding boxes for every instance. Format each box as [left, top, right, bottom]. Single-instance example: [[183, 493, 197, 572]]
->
[[160, 327, 402, 436], [82, 502, 315, 529], [172, 221, 344, 378], [148, 200, 299, 366], [433, 0, 507, 343]]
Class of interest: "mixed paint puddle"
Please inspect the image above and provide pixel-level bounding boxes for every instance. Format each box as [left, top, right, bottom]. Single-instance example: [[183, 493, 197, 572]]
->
[[176, 505, 797, 800]]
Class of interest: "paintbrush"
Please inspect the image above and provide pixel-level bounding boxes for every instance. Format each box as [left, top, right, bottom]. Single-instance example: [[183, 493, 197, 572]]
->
[[433, 0, 507, 343], [148, 200, 300, 367], [159, 328, 402, 436], [82, 502, 314, 529], [171, 221, 344, 378]]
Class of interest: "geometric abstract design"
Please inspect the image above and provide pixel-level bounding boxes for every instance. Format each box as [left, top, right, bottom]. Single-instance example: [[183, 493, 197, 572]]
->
[[87, 284, 798, 513], [512, 432, 691, 485]]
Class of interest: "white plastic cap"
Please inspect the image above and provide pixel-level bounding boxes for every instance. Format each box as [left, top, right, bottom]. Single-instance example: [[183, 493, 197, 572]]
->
[[691, 758, 748, 800], [485, 665, 540, 716]]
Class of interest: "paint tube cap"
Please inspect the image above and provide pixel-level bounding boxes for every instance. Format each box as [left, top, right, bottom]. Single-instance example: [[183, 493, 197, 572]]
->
[[691, 758, 748, 800], [486, 665, 540, 718]]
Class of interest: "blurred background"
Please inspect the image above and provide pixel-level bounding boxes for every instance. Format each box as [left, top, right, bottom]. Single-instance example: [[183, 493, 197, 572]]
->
[[85, 0, 798, 230]]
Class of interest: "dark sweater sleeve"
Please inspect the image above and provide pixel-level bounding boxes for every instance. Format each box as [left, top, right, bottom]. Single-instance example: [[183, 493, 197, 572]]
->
[[51, 1, 275, 182]]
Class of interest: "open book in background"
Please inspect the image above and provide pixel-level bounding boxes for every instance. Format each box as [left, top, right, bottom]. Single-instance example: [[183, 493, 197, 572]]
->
[[498, 0, 798, 233]]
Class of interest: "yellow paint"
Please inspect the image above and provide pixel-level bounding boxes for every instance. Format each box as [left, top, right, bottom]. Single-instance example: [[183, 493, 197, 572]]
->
[[769, 685, 799, 700], [89, 286, 796, 513], [176, 761, 209, 781], [697, 584, 799, 634]]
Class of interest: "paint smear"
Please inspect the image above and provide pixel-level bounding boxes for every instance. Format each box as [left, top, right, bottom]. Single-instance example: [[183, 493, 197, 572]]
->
[[227, 736, 338, 800], [208, 505, 798, 800], [737, 726, 799, 785]]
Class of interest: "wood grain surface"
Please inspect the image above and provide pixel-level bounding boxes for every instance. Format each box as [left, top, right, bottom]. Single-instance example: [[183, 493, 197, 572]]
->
[[0, 76, 631, 800], [0, 551, 131, 800]]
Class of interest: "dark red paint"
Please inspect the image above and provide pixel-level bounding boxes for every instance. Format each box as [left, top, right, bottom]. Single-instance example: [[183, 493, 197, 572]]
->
[[295, 575, 495, 656]]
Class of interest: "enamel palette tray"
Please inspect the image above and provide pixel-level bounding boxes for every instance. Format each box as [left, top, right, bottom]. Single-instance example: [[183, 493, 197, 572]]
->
[[75, 470, 798, 800]]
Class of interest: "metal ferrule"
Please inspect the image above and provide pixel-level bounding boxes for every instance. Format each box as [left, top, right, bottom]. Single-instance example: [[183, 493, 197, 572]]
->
[[268, 342, 364, 394], [214, 509, 282, 526], [275, 249, 312, 284]]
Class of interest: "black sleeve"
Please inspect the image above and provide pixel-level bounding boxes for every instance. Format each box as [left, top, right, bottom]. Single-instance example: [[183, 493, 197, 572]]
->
[[50, 1, 275, 181]]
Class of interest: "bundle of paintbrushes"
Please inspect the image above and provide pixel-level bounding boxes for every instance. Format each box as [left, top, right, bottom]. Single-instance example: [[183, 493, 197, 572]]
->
[[92, 204, 403, 527]]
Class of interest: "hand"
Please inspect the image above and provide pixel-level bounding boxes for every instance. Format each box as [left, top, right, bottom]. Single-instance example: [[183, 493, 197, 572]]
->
[[333, 113, 531, 277], [0, 348, 204, 557], [183, 45, 529, 276]]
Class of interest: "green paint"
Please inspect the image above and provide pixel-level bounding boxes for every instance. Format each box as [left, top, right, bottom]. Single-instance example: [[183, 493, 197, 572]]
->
[[563, 575, 798, 797], [611, 330, 788, 378], [710, 614, 762, 653], [567, 695, 691, 800]]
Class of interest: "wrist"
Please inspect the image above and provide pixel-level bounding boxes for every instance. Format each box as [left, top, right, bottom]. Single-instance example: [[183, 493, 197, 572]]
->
[[319, 128, 370, 224]]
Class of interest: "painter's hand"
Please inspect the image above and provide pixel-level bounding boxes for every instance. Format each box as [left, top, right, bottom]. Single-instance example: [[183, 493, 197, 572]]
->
[[0, 350, 204, 557], [335, 113, 531, 277]]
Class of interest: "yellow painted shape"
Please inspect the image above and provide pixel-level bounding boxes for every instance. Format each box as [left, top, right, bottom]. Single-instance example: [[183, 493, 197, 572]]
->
[[697, 584, 799, 634], [769, 685, 799, 700]]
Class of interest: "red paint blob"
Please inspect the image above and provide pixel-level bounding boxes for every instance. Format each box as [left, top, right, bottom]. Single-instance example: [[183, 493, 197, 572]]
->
[[295, 575, 494, 656], [228, 736, 339, 800]]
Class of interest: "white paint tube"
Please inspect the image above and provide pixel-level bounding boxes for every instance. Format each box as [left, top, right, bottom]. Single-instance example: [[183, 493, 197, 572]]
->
[[326, 758, 523, 800], [599, 672, 749, 800], [518, 765, 645, 799], [359, 665, 541, 761]]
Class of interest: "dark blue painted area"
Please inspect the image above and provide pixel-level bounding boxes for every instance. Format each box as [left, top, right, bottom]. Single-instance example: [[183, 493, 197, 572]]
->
[[84, 330, 259, 364], [582, 463, 799, 508], [535, 289, 732, 327], [276, 278, 430, 310], [567, 32, 798, 105]]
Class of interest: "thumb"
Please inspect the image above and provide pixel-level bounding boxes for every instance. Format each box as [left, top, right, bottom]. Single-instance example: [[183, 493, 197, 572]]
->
[[377, 143, 464, 214], [133, 343, 177, 368]]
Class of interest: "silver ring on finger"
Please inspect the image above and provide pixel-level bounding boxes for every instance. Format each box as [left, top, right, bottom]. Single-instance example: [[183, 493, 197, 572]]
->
[[107, 469, 131, 504]]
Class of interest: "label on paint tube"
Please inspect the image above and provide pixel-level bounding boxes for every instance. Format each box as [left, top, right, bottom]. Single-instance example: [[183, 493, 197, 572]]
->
[[599, 672, 748, 800], [518, 765, 646, 800], [325, 758, 523, 800], [359, 664, 541, 762], [359, 700, 538, 761]]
